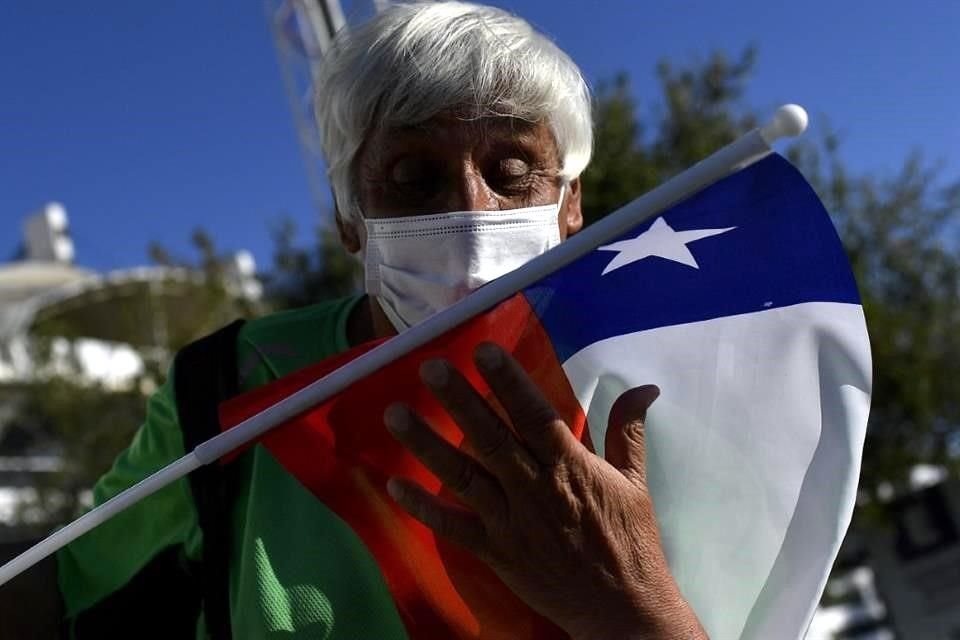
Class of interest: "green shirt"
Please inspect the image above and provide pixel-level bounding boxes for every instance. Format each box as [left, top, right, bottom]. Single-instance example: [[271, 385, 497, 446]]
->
[[57, 296, 410, 639]]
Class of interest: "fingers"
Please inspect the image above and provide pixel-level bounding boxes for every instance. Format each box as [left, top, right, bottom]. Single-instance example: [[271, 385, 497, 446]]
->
[[604, 385, 659, 488], [384, 403, 504, 516], [386, 477, 487, 554], [419, 359, 538, 479], [473, 342, 577, 466]]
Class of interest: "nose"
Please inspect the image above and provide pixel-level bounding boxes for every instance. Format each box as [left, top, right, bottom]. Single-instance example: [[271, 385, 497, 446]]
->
[[445, 161, 498, 212]]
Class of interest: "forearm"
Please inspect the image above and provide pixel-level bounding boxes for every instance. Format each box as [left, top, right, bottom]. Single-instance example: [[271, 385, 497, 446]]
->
[[0, 550, 64, 638]]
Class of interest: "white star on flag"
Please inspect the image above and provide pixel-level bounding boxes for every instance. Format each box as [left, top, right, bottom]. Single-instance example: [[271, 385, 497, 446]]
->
[[597, 216, 736, 275]]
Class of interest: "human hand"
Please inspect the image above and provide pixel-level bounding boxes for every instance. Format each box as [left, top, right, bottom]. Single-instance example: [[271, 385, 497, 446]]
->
[[383, 341, 707, 639]]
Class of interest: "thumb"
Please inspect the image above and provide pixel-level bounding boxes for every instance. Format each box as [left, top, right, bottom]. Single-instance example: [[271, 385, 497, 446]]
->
[[604, 385, 659, 487]]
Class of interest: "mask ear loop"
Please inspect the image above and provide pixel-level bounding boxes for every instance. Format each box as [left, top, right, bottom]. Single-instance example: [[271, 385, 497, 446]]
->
[[351, 196, 369, 262]]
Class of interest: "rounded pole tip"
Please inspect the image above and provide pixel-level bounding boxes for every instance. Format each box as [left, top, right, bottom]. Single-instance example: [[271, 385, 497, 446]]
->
[[760, 104, 809, 143]]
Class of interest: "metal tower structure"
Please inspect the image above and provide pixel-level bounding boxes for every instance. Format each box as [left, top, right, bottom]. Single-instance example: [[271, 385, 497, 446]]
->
[[266, 0, 387, 222]]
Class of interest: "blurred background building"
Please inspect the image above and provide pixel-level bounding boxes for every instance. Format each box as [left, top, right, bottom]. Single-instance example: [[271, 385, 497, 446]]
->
[[0, 203, 261, 540]]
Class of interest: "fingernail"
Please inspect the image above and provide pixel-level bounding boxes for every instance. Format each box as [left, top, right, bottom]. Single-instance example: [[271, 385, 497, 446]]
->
[[474, 342, 502, 371], [643, 385, 661, 406], [384, 403, 409, 434], [420, 359, 449, 388]]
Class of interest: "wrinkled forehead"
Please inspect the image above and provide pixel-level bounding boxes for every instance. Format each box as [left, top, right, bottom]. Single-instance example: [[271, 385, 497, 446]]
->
[[364, 112, 561, 160]]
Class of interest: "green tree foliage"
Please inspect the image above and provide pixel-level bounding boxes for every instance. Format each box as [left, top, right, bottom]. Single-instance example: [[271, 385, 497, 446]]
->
[[12, 363, 147, 526], [792, 141, 960, 495], [582, 51, 960, 498], [147, 229, 264, 350], [261, 219, 361, 311], [579, 72, 658, 227], [580, 48, 757, 226]]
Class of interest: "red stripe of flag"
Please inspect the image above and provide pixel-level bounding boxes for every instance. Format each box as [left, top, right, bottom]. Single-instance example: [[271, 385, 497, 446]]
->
[[219, 293, 588, 639]]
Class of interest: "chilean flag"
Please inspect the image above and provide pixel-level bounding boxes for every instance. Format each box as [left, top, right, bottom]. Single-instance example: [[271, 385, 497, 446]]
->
[[220, 153, 872, 639]]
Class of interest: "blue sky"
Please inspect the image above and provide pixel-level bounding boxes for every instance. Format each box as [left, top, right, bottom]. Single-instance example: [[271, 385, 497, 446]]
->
[[2, 0, 957, 274]]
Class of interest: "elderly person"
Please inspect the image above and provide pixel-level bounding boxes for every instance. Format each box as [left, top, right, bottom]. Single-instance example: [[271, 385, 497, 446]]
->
[[2, 2, 707, 638]]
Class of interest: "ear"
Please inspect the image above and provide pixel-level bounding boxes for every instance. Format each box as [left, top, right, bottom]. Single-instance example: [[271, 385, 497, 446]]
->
[[562, 177, 584, 238], [335, 204, 363, 254]]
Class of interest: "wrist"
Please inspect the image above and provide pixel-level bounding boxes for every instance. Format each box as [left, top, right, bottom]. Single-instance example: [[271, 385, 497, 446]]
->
[[636, 593, 708, 640], [569, 573, 707, 640]]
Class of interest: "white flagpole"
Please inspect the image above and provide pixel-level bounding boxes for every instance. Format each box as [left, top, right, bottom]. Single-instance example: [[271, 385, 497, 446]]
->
[[0, 104, 807, 588]]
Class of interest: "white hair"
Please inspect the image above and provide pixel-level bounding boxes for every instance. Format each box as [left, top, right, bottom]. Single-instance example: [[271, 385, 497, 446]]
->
[[314, 1, 593, 224]]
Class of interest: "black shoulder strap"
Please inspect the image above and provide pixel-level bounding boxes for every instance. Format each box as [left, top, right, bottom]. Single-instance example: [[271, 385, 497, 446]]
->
[[72, 545, 202, 638], [174, 319, 246, 640]]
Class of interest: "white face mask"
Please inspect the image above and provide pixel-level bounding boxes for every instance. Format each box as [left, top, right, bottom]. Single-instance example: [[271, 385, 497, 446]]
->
[[363, 187, 565, 332]]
